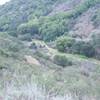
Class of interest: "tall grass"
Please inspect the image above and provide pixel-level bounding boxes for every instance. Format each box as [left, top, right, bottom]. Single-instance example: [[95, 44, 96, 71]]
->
[[1, 77, 73, 100]]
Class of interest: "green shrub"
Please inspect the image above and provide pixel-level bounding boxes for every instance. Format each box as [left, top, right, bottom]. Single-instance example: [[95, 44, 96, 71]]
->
[[17, 18, 39, 35], [91, 9, 100, 27], [35, 51, 50, 60], [91, 32, 100, 48], [17, 23, 28, 35], [53, 55, 72, 67], [56, 36, 95, 57], [56, 36, 75, 52], [0, 49, 10, 57], [72, 40, 95, 57], [18, 34, 32, 41], [39, 16, 67, 41], [8, 42, 23, 52], [91, 32, 100, 59]]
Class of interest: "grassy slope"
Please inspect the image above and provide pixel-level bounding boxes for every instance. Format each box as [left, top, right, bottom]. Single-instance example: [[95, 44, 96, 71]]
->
[[32, 39, 100, 97], [0, 0, 100, 99], [0, 33, 100, 99]]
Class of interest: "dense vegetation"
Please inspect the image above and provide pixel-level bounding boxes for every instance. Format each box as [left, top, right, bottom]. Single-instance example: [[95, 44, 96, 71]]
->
[[0, 0, 100, 99], [0, 0, 100, 38], [56, 36, 96, 57]]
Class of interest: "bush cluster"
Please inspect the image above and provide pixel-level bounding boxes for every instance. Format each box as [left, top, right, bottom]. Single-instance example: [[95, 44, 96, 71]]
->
[[53, 54, 72, 67], [56, 36, 95, 57]]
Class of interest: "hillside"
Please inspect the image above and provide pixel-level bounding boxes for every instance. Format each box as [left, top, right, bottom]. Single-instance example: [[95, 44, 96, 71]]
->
[[0, 32, 100, 100], [0, 0, 100, 100]]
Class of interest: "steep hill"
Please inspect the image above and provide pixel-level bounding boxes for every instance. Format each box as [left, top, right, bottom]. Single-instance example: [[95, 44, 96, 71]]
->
[[0, 0, 100, 35], [0, 0, 100, 99]]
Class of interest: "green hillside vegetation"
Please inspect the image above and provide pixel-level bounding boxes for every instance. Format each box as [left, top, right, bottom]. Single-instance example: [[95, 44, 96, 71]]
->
[[56, 36, 96, 57], [0, 32, 100, 99], [0, 0, 100, 99]]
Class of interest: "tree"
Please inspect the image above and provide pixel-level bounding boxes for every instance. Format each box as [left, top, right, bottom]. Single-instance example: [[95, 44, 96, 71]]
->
[[39, 18, 66, 41], [91, 32, 100, 48], [72, 40, 95, 57], [91, 32, 100, 59], [56, 36, 75, 52], [17, 18, 39, 36]]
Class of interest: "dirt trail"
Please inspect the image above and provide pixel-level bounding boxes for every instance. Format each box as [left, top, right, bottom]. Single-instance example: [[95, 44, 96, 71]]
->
[[24, 55, 40, 66]]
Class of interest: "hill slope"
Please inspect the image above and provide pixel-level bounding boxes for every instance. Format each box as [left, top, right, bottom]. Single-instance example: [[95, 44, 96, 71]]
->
[[0, 32, 100, 99], [0, 0, 100, 99], [0, 0, 99, 35]]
